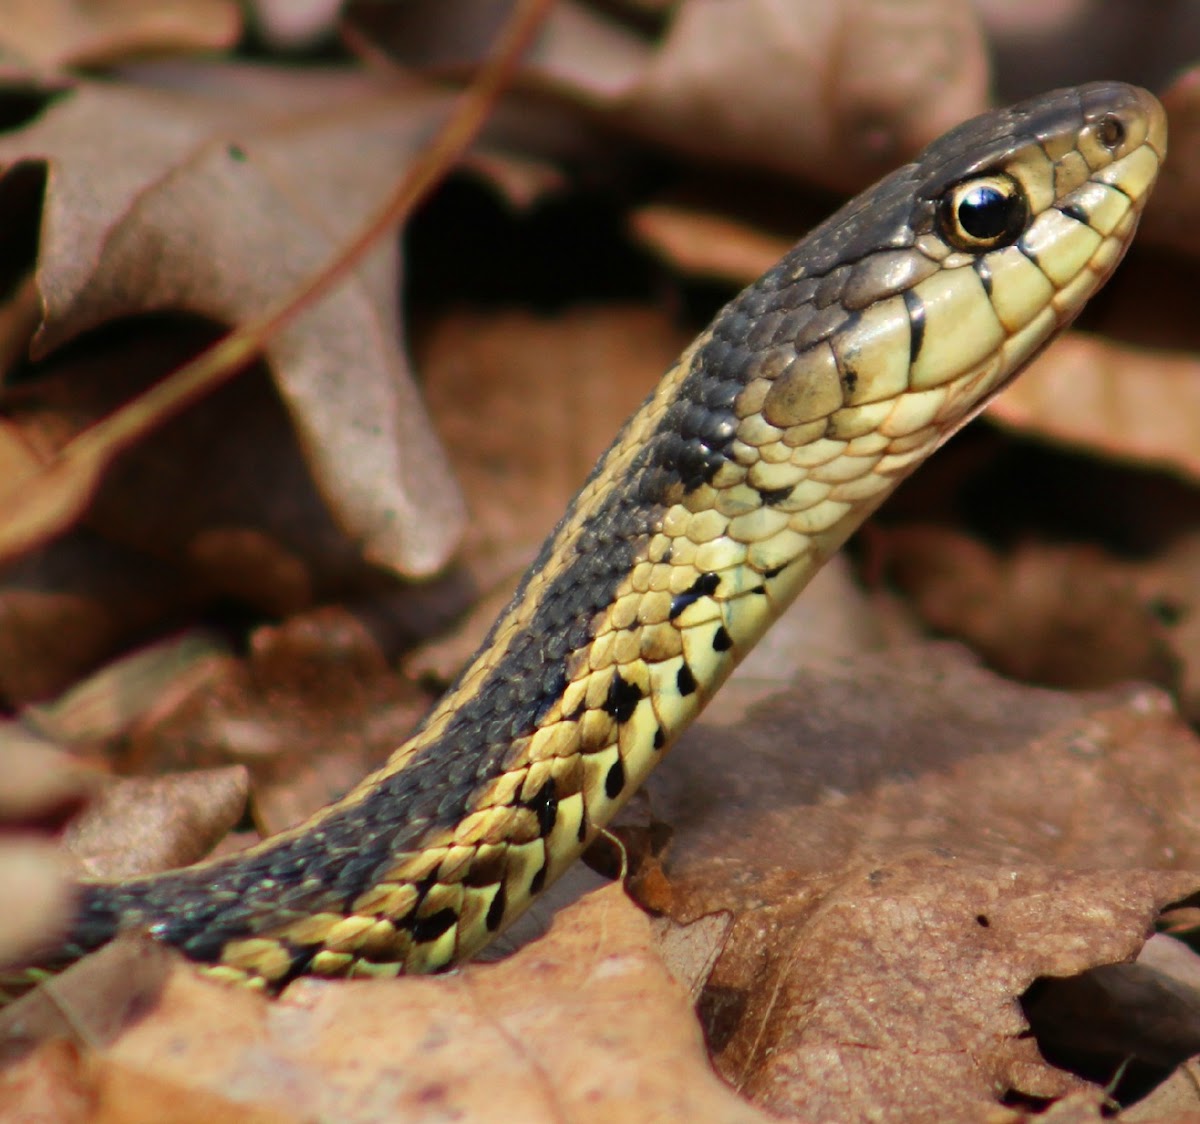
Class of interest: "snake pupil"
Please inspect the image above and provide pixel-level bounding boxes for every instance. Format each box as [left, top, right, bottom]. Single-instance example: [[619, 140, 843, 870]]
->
[[940, 174, 1029, 250], [958, 185, 1014, 239]]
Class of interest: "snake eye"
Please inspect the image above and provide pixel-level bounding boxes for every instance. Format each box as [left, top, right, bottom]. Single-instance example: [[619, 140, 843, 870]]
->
[[938, 173, 1029, 252]]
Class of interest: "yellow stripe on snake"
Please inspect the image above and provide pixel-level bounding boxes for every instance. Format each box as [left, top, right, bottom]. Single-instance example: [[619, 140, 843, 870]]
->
[[5, 82, 1167, 997]]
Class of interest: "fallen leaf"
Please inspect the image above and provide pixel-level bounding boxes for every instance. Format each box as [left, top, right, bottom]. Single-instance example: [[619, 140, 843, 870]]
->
[[352, 0, 990, 192], [0, 70, 466, 577], [0, 887, 773, 1123], [629, 203, 791, 286], [1130, 65, 1200, 259], [1122, 1056, 1200, 1123], [20, 630, 230, 747], [62, 767, 249, 881], [876, 526, 1177, 690], [0, 841, 75, 971], [118, 607, 430, 836], [623, 645, 1200, 1119], [990, 334, 1200, 486], [0, 0, 241, 75], [977, 0, 1200, 103], [0, 736, 97, 824]]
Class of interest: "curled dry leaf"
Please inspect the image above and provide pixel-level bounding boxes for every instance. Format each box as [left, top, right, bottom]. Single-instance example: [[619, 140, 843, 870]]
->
[[614, 0, 990, 191], [877, 525, 1177, 690], [629, 203, 791, 288], [0, 841, 75, 971], [411, 305, 688, 678], [62, 766, 249, 881], [20, 629, 230, 747], [1141, 66, 1200, 259], [623, 645, 1200, 1120], [351, 0, 989, 192], [989, 334, 1200, 486], [0, 69, 466, 577], [0, 736, 94, 970], [0, 886, 772, 1124], [119, 607, 430, 836], [0, 734, 96, 824], [977, 0, 1200, 103], [0, 0, 241, 74]]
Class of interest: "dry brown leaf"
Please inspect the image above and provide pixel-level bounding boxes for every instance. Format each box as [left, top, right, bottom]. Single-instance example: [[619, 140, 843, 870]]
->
[[116, 607, 430, 836], [20, 630, 230, 747], [629, 203, 791, 287], [0, 737, 96, 971], [614, 0, 989, 192], [1, 887, 772, 1123], [62, 767, 248, 880], [0, 0, 241, 74], [620, 645, 1200, 1119], [877, 526, 1177, 690], [989, 334, 1200, 485], [1141, 532, 1200, 724], [0, 527, 198, 706], [0, 736, 96, 823], [978, 0, 1200, 103], [1140, 67, 1200, 259], [0, 70, 466, 578], [0, 1039, 92, 1124], [0, 841, 75, 972], [421, 305, 687, 576], [1122, 1057, 1200, 1123], [353, 0, 989, 192]]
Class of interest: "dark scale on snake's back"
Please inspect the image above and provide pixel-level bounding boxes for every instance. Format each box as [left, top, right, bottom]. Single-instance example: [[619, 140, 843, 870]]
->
[[6, 82, 1166, 996]]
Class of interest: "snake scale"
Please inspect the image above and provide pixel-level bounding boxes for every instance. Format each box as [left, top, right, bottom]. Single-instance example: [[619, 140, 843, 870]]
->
[[6, 82, 1167, 998]]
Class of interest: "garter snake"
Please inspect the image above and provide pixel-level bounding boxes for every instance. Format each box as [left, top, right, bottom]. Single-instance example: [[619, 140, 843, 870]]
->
[[6, 82, 1167, 997]]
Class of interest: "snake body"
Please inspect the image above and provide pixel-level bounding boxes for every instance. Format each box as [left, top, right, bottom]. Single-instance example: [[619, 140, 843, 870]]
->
[[12, 82, 1166, 995]]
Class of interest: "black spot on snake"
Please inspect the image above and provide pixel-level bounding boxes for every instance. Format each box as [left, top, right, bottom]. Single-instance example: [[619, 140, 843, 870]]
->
[[604, 673, 643, 724], [530, 863, 548, 895], [762, 563, 788, 580], [564, 699, 586, 722], [669, 571, 720, 619], [411, 908, 458, 943], [712, 625, 733, 652], [1059, 201, 1088, 225], [757, 484, 793, 506], [653, 726, 665, 749], [486, 883, 507, 931], [973, 254, 993, 296], [903, 288, 925, 365], [605, 757, 626, 799], [527, 778, 558, 838], [677, 663, 697, 696]]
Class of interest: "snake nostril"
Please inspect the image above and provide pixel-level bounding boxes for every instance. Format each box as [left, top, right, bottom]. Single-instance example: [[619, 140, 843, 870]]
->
[[1096, 114, 1126, 150]]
